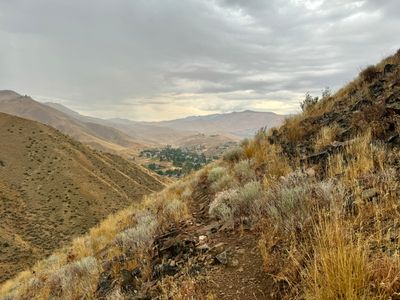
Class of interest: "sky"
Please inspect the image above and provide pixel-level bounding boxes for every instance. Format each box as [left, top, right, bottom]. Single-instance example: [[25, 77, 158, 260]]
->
[[0, 0, 399, 121]]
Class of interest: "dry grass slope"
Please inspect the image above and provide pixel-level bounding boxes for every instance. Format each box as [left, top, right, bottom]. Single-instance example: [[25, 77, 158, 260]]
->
[[0, 113, 164, 284]]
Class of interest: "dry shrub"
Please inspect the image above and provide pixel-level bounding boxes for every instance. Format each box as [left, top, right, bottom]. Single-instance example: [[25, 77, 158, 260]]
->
[[210, 172, 235, 193], [222, 146, 243, 163], [370, 254, 400, 297], [233, 159, 255, 183], [314, 125, 339, 151], [163, 198, 189, 223], [209, 189, 237, 222], [281, 115, 307, 143], [259, 173, 343, 233], [235, 180, 263, 217], [327, 129, 376, 183], [116, 210, 158, 252], [360, 65, 379, 83], [207, 166, 226, 183]]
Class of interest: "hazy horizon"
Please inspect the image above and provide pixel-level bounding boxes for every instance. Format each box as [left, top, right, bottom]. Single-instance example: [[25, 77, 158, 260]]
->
[[1, 0, 399, 121]]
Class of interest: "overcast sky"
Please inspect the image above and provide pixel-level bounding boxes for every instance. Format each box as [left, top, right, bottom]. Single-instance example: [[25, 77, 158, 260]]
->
[[0, 0, 399, 121]]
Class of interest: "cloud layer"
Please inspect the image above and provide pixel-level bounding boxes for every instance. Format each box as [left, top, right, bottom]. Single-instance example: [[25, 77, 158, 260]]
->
[[0, 0, 399, 120]]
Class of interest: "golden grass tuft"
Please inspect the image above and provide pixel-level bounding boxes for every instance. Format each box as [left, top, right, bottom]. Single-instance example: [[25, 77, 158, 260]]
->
[[314, 125, 339, 151], [304, 218, 370, 300]]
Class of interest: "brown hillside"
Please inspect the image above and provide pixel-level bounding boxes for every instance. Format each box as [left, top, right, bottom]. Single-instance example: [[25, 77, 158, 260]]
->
[[0, 112, 164, 283], [0, 92, 148, 155]]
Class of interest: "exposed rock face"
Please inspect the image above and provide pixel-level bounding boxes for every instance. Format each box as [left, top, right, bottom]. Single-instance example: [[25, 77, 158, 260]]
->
[[272, 60, 400, 165]]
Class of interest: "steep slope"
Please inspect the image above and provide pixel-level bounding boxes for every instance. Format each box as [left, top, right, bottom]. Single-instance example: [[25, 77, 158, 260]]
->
[[0, 91, 147, 155], [0, 112, 164, 283], [1, 51, 399, 300]]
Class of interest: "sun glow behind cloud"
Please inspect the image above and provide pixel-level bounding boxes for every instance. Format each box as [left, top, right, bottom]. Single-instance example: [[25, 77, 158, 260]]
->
[[1, 0, 399, 121]]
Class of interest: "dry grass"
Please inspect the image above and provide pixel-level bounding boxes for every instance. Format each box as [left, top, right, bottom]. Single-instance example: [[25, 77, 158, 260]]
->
[[314, 125, 339, 151], [0, 175, 192, 300], [304, 218, 370, 300]]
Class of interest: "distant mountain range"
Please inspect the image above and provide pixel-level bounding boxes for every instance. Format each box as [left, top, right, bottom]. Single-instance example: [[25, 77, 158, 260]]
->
[[150, 110, 287, 138], [0, 90, 287, 155]]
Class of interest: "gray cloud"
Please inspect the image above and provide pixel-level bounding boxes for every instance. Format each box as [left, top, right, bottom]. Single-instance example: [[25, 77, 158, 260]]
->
[[0, 0, 399, 120]]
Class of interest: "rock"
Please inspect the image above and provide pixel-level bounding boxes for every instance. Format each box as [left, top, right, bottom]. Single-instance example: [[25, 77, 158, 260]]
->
[[152, 263, 179, 279], [387, 134, 400, 146], [210, 242, 225, 254], [131, 267, 141, 278], [121, 269, 133, 282], [370, 82, 384, 96], [302, 151, 329, 165], [236, 248, 246, 255], [95, 272, 114, 299], [121, 269, 137, 292], [384, 63, 396, 75], [189, 264, 203, 276], [230, 258, 239, 267], [351, 99, 370, 111], [196, 243, 210, 252], [305, 168, 316, 177], [238, 267, 244, 272], [198, 235, 207, 244], [362, 188, 379, 201], [215, 251, 228, 265]]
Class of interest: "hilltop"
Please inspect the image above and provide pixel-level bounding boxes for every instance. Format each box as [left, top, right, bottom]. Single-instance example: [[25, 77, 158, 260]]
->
[[147, 110, 287, 139], [0, 92, 150, 155], [0, 93, 286, 160], [1, 50, 399, 299], [0, 112, 164, 283]]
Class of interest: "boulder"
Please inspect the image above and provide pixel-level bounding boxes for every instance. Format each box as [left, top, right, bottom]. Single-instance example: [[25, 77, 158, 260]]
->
[[384, 63, 396, 75], [215, 251, 228, 265]]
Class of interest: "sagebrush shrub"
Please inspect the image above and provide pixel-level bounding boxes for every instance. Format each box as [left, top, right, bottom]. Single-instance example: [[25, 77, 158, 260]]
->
[[210, 173, 235, 193], [209, 189, 238, 222], [234, 159, 255, 183], [207, 166, 226, 183], [116, 211, 157, 250], [222, 147, 243, 163], [235, 180, 263, 217]]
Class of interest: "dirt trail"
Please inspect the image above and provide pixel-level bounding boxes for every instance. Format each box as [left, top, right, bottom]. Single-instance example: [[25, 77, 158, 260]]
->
[[188, 180, 274, 299]]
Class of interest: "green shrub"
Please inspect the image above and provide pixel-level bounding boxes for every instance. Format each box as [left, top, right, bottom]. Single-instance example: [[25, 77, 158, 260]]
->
[[300, 92, 319, 112], [207, 166, 226, 183], [235, 180, 263, 217], [116, 211, 157, 250], [209, 189, 238, 222], [258, 175, 343, 232], [233, 159, 255, 183], [210, 173, 235, 193], [222, 147, 243, 163]]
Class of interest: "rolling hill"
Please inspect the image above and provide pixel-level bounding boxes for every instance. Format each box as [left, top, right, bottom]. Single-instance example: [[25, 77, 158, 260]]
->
[[0, 112, 164, 283], [149, 110, 288, 139], [0, 91, 149, 155]]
